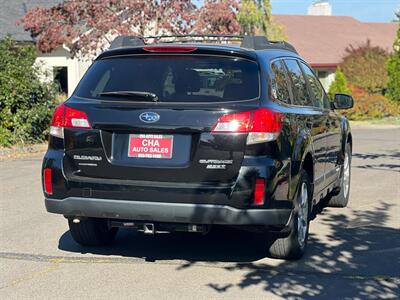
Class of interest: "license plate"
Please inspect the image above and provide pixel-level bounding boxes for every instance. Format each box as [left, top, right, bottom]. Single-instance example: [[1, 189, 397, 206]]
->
[[128, 134, 173, 159]]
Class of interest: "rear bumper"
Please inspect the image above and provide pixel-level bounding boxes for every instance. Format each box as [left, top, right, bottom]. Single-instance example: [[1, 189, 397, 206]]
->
[[45, 197, 293, 226]]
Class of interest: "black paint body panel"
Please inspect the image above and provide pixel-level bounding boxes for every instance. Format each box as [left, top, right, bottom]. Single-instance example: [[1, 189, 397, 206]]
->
[[42, 45, 351, 227]]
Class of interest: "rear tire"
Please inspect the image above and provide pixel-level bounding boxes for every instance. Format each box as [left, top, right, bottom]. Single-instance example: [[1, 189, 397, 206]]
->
[[268, 170, 311, 260], [68, 218, 118, 246], [328, 143, 351, 208]]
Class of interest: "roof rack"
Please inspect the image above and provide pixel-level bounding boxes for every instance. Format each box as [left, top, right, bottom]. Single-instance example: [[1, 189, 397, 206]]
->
[[144, 34, 244, 44], [241, 36, 298, 53], [109, 35, 298, 54]]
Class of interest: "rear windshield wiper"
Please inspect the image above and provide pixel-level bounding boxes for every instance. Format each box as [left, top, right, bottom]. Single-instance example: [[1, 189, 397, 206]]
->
[[98, 91, 159, 102]]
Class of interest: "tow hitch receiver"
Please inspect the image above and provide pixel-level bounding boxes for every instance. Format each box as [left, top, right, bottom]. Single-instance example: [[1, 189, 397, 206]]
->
[[108, 220, 210, 234], [143, 223, 155, 235]]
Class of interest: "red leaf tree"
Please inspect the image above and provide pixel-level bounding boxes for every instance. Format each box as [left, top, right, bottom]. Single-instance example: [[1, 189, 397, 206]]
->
[[20, 0, 197, 57], [195, 0, 240, 34]]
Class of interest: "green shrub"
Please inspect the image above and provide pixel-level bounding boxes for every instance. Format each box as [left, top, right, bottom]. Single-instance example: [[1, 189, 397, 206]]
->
[[0, 36, 57, 146], [328, 68, 351, 99], [386, 22, 400, 102]]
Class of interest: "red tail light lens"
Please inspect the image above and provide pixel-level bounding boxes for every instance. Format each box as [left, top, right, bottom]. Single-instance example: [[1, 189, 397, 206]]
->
[[251, 108, 282, 133], [43, 168, 53, 195], [253, 178, 265, 206], [212, 108, 282, 144], [143, 46, 197, 53], [212, 111, 252, 132], [50, 103, 91, 138]]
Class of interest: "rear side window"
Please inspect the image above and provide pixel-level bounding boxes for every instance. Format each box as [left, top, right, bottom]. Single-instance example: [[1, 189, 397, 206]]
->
[[270, 60, 291, 104], [74, 55, 260, 103], [299, 62, 328, 109], [284, 59, 313, 107]]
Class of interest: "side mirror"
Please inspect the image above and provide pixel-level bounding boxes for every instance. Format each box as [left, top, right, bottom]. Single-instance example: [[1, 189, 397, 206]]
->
[[333, 93, 354, 110]]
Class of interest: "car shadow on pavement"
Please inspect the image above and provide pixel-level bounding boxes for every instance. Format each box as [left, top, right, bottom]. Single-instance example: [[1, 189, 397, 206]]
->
[[352, 151, 400, 160], [58, 199, 400, 299], [353, 151, 400, 172]]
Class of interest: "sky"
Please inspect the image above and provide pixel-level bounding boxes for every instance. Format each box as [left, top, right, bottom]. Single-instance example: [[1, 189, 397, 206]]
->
[[192, 0, 400, 22], [271, 0, 399, 22]]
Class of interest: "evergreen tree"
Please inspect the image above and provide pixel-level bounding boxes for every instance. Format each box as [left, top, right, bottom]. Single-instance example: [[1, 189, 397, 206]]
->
[[386, 22, 400, 102], [328, 68, 351, 99]]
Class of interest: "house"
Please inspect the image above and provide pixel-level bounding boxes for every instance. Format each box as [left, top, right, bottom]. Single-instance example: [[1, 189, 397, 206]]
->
[[274, 1, 398, 90], [0, 0, 91, 96]]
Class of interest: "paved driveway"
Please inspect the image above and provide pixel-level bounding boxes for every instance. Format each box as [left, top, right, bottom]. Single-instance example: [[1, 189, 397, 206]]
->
[[0, 126, 399, 299]]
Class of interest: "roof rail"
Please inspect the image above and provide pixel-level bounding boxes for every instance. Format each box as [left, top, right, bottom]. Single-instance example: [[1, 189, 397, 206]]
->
[[109, 34, 297, 54], [144, 34, 244, 44]]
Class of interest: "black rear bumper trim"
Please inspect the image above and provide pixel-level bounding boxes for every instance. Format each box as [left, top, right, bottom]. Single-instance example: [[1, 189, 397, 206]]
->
[[45, 197, 292, 226]]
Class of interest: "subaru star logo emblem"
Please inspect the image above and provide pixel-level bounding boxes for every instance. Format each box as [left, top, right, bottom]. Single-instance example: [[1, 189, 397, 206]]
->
[[139, 112, 160, 123]]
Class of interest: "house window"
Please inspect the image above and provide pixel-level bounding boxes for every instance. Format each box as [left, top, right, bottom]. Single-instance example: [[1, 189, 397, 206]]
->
[[53, 67, 68, 94]]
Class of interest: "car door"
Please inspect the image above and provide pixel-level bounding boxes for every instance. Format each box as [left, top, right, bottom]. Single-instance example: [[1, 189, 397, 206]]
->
[[299, 62, 341, 185], [283, 59, 327, 192]]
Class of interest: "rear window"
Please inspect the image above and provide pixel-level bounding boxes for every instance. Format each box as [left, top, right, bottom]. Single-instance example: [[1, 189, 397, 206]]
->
[[74, 55, 260, 103]]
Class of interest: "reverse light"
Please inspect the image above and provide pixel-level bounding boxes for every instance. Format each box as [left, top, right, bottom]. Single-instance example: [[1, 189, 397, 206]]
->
[[43, 168, 53, 195], [212, 108, 282, 144], [143, 46, 197, 53], [253, 178, 265, 206], [50, 103, 91, 138]]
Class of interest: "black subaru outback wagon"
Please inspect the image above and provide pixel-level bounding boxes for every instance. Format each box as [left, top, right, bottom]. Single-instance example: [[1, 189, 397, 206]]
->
[[42, 35, 353, 259]]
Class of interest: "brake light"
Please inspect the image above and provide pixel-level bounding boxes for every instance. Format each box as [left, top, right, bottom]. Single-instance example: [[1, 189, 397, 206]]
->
[[49, 103, 91, 138], [253, 178, 265, 206], [212, 111, 252, 132], [43, 168, 53, 195], [212, 108, 282, 144], [143, 46, 197, 53]]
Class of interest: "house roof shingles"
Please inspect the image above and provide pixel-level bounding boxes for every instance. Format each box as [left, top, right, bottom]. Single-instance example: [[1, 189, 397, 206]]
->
[[0, 0, 62, 42], [273, 14, 398, 67]]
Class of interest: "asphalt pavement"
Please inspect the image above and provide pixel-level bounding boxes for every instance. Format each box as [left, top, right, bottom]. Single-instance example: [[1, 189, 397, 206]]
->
[[0, 126, 399, 299]]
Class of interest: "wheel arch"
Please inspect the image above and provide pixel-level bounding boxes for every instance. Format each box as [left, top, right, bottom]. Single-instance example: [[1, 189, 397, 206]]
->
[[302, 153, 314, 185], [340, 117, 352, 157], [289, 129, 314, 202], [347, 132, 353, 152]]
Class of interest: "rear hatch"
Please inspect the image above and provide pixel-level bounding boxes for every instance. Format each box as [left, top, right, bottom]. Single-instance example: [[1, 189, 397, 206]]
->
[[63, 47, 260, 184]]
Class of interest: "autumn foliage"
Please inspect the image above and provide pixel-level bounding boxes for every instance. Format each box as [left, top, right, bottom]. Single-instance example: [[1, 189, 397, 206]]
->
[[340, 41, 390, 94], [20, 0, 198, 57], [20, 0, 288, 57], [343, 85, 400, 120], [195, 0, 240, 34], [20, 0, 246, 57]]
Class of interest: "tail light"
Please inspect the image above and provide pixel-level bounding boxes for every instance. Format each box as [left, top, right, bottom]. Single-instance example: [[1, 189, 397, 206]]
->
[[49, 103, 91, 138], [253, 178, 265, 206], [212, 108, 282, 144], [43, 168, 53, 195]]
